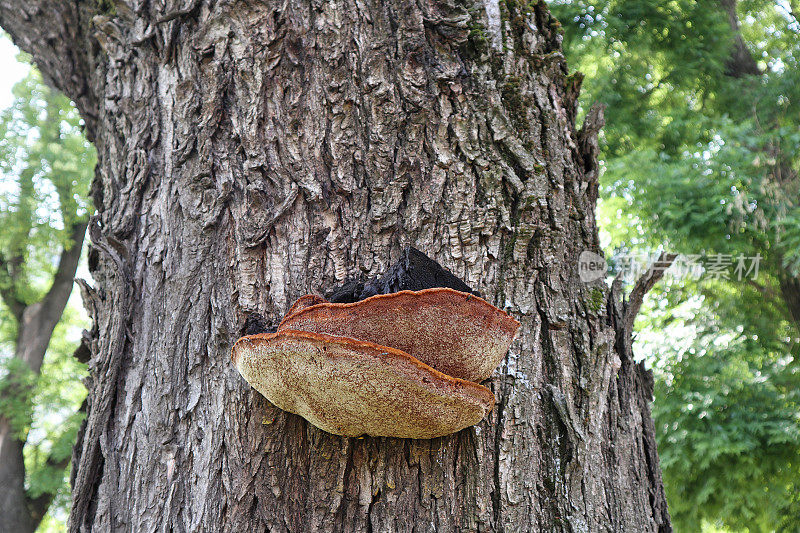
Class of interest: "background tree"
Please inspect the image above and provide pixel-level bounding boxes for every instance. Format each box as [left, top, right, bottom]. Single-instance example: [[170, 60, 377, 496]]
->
[[551, 0, 800, 529], [0, 1, 673, 531], [0, 66, 96, 533]]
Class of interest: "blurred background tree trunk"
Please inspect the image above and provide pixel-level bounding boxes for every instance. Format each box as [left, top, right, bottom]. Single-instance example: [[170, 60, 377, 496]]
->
[[0, 217, 86, 533], [0, 219, 86, 533], [0, 0, 670, 531]]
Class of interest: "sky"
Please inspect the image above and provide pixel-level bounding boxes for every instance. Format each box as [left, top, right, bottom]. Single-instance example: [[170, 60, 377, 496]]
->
[[0, 34, 30, 108], [0, 35, 28, 197]]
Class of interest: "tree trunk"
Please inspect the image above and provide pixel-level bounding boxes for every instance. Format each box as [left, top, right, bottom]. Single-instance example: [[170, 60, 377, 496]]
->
[[0, 220, 88, 533], [1, 0, 671, 531], [0, 432, 35, 533]]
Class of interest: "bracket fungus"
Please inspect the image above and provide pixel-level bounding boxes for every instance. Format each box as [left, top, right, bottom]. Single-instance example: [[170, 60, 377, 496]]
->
[[277, 288, 518, 383], [232, 249, 520, 439]]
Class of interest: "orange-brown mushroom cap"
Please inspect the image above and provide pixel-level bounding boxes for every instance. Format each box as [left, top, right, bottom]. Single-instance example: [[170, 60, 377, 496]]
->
[[284, 294, 327, 316], [277, 288, 520, 383], [232, 330, 495, 439]]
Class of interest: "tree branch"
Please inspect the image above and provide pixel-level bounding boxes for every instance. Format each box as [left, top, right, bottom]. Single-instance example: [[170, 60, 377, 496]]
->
[[41, 220, 88, 315], [25, 454, 72, 529], [745, 277, 779, 300], [15, 219, 87, 374], [0, 254, 25, 321], [612, 253, 678, 359], [719, 0, 762, 78], [0, 0, 98, 134], [623, 253, 678, 337], [779, 275, 800, 332]]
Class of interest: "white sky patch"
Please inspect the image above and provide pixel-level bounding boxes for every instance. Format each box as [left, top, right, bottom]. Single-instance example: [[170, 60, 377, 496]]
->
[[0, 34, 30, 109], [484, 0, 503, 52], [0, 36, 29, 198]]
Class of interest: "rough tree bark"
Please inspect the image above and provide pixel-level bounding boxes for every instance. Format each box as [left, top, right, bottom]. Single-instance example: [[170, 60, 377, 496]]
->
[[0, 0, 671, 531]]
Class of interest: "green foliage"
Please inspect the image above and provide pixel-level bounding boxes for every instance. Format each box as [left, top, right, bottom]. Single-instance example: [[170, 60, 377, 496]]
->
[[23, 305, 88, 501], [0, 356, 37, 437], [0, 52, 93, 532], [637, 290, 800, 532], [552, 0, 799, 265], [0, 67, 95, 306], [0, 304, 89, 531], [0, 309, 88, 533], [656, 345, 799, 531], [552, 0, 800, 530]]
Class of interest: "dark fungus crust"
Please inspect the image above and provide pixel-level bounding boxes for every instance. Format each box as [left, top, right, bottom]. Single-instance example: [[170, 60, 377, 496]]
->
[[326, 247, 480, 303]]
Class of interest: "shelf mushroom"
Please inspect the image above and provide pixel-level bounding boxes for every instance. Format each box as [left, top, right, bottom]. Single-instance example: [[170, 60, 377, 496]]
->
[[232, 288, 520, 439]]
